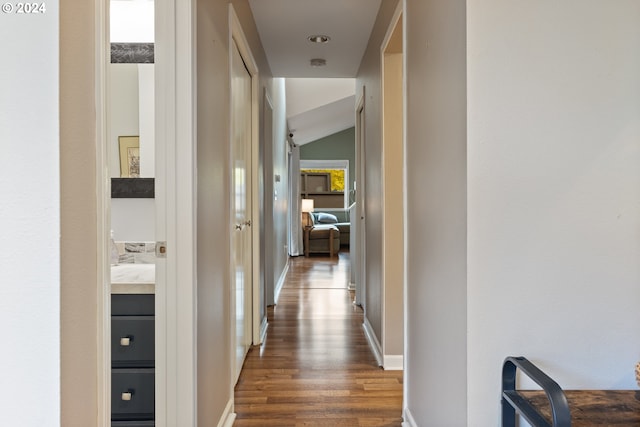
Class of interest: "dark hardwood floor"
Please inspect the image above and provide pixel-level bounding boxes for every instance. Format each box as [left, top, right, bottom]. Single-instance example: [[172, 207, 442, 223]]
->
[[234, 251, 404, 426]]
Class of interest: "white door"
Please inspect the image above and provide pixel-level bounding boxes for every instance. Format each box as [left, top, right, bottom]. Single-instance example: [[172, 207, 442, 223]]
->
[[231, 39, 253, 384]]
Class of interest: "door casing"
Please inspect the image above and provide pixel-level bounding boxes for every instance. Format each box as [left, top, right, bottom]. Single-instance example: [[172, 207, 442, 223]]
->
[[355, 91, 366, 307], [229, 0, 262, 375], [96, 0, 198, 424], [380, 0, 405, 371]]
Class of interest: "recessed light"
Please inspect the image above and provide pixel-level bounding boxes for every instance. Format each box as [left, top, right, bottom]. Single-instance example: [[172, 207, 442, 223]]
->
[[307, 34, 331, 44], [310, 58, 327, 67]]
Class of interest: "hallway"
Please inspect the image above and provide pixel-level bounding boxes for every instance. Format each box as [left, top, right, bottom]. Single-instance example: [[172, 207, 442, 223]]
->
[[234, 252, 404, 426]]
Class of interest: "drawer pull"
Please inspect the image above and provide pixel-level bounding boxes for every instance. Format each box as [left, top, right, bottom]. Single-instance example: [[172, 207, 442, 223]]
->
[[121, 391, 133, 401], [120, 336, 132, 346]]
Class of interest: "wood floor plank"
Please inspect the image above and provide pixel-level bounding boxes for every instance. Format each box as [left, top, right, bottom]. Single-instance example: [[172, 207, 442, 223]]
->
[[234, 252, 403, 426]]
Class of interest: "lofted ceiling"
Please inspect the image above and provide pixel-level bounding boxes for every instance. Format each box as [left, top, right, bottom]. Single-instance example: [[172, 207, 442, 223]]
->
[[285, 78, 355, 145], [248, 0, 382, 145]]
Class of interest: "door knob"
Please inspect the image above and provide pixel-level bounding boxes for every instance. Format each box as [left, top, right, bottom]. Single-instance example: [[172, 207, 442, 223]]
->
[[235, 224, 243, 230], [244, 220, 251, 227]]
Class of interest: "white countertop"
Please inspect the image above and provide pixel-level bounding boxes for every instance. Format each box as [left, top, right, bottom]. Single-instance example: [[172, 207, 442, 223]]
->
[[111, 264, 155, 294]]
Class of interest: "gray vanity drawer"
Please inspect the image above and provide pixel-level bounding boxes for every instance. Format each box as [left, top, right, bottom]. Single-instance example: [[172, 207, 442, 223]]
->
[[112, 316, 155, 367], [112, 294, 155, 316], [111, 368, 154, 421]]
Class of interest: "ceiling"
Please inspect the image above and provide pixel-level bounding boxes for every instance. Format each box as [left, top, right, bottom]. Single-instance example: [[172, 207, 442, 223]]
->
[[286, 79, 355, 145], [248, 0, 382, 145], [111, 0, 383, 146]]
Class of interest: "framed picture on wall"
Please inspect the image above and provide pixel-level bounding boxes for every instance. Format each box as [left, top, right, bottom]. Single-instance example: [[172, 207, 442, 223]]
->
[[118, 136, 140, 178]]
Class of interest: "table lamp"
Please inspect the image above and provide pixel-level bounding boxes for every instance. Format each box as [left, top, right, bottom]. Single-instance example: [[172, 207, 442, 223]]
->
[[301, 199, 314, 228]]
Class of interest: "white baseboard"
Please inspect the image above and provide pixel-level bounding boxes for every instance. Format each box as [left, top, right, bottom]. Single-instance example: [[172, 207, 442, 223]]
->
[[362, 318, 383, 367], [402, 407, 417, 427], [274, 259, 289, 304], [362, 319, 403, 370], [383, 354, 403, 370], [260, 315, 268, 343], [216, 398, 236, 427]]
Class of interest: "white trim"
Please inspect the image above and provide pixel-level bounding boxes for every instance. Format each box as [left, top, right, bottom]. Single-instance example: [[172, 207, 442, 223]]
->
[[95, 0, 110, 423], [227, 34, 238, 388], [259, 316, 269, 344], [363, 318, 383, 367], [402, 407, 417, 427], [288, 145, 303, 256], [381, 1, 403, 53], [380, 0, 405, 380], [300, 159, 349, 170], [155, 0, 197, 424], [383, 354, 404, 371], [250, 57, 262, 346], [216, 398, 237, 427], [354, 91, 366, 307], [273, 260, 290, 304], [300, 159, 350, 208], [400, 0, 409, 420]]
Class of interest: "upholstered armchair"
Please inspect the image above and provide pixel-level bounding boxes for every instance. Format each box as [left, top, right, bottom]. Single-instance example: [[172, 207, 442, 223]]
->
[[303, 213, 341, 257]]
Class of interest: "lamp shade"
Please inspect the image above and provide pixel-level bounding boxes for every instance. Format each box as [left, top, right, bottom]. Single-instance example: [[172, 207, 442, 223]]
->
[[301, 199, 314, 213]]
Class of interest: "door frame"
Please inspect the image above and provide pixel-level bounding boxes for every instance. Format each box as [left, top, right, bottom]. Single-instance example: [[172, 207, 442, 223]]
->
[[380, 0, 405, 371], [155, 0, 198, 424], [229, 3, 262, 350], [95, 0, 197, 424], [95, 0, 110, 424], [354, 90, 366, 307]]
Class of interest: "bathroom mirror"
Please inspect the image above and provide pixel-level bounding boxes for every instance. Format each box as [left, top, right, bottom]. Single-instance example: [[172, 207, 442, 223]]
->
[[110, 45, 154, 170], [110, 0, 155, 197], [110, 43, 155, 197]]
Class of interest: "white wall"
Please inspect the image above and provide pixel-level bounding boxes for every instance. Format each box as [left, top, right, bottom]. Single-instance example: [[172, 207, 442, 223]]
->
[[270, 78, 290, 303], [138, 64, 155, 178], [0, 5, 60, 426], [467, 1, 640, 424], [404, 0, 468, 424], [196, 0, 233, 422], [111, 198, 155, 241]]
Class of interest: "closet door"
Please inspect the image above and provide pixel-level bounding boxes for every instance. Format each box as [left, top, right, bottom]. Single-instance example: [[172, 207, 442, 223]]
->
[[230, 38, 253, 384]]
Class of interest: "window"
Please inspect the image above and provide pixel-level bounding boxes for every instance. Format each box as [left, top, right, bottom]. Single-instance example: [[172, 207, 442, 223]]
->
[[300, 160, 349, 208]]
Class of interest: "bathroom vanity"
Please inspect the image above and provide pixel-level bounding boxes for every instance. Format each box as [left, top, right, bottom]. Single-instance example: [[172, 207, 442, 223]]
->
[[111, 245, 156, 426], [111, 293, 155, 426]]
